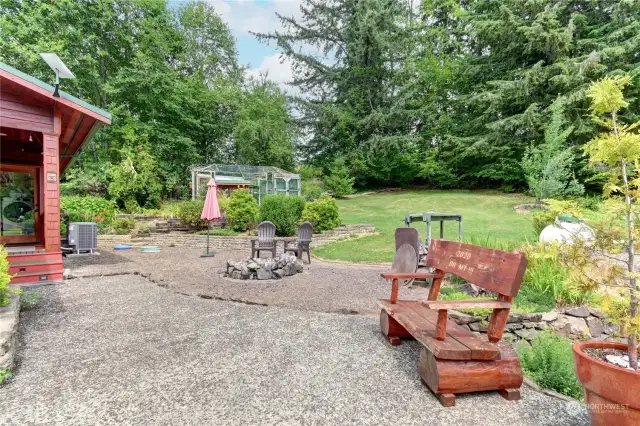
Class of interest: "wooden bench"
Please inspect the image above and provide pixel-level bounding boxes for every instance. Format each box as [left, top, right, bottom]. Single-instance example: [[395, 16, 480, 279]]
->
[[378, 239, 528, 407]]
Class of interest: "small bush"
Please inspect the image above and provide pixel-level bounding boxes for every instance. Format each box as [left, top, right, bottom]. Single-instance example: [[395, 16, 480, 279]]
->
[[259, 194, 306, 236], [0, 247, 13, 307], [518, 330, 583, 400], [20, 290, 41, 311], [226, 190, 259, 232], [0, 368, 12, 386], [300, 165, 326, 201], [60, 196, 117, 228], [175, 200, 207, 229], [301, 195, 341, 232], [111, 218, 137, 235]]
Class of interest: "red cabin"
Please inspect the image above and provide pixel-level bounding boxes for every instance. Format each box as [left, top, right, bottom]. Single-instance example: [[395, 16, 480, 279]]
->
[[0, 62, 111, 285]]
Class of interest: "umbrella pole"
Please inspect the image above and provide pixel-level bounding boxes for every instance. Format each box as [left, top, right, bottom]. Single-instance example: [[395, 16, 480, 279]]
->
[[201, 221, 215, 257]]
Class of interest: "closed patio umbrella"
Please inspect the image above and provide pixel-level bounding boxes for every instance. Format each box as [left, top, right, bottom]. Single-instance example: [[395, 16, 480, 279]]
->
[[200, 178, 222, 257]]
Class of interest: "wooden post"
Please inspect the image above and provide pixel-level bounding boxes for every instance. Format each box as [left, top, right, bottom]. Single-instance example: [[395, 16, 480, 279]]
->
[[41, 109, 61, 252], [390, 278, 399, 304]]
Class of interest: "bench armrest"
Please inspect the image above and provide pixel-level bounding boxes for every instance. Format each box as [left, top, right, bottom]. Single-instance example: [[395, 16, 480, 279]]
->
[[380, 272, 444, 279], [423, 300, 512, 310]]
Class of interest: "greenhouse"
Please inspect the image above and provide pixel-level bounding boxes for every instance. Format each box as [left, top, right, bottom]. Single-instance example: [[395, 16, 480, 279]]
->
[[190, 164, 301, 203]]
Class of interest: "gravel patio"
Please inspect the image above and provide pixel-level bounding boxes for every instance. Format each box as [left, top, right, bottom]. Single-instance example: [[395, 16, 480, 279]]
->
[[1, 272, 589, 425]]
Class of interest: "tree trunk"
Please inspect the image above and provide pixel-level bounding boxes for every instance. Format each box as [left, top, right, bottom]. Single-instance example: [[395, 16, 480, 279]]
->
[[616, 108, 638, 370]]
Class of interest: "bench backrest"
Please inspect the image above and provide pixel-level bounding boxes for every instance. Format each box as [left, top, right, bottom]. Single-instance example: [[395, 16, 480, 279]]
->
[[257, 221, 276, 245], [425, 240, 527, 297]]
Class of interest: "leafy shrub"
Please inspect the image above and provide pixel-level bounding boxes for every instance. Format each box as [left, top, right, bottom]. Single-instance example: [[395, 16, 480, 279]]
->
[[259, 194, 305, 236], [111, 218, 137, 235], [323, 157, 355, 197], [60, 196, 116, 228], [197, 228, 238, 236], [124, 197, 142, 214], [301, 195, 341, 231], [226, 190, 259, 232], [518, 330, 583, 400], [0, 246, 13, 307], [531, 199, 582, 236], [175, 200, 207, 229]]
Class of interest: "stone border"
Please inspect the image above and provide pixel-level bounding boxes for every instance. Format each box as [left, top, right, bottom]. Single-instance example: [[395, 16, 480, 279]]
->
[[0, 293, 20, 371], [98, 224, 376, 252], [450, 306, 615, 344]]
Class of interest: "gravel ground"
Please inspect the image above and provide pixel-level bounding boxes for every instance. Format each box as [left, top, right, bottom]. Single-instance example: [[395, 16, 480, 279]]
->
[[64, 247, 430, 315], [1, 275, 589, 425]]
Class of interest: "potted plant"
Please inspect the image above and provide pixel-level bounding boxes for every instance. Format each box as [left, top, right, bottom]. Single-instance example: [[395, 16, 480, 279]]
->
[[568, 75, 640, 425]]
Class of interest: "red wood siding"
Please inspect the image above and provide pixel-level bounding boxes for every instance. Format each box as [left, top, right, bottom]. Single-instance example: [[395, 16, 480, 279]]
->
[[42, 133, 61, 252], [0, 89, 53, 133]]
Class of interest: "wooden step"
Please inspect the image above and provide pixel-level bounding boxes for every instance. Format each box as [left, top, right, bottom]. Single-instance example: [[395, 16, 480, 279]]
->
[[10, 270, 63, 285], [7, 251, 64, 285]]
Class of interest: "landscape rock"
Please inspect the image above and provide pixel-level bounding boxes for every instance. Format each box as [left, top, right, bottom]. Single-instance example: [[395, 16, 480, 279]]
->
[[508, 313, 542, 323], [586, 317, 603, 338], [564, 306, 590, 318], [588, 308, 606, 319], [225, 253, 304, 280], [449, 311, 482, 325], [505, 323, 524, 331], [522, 321, 537, 329], [468, 322, 488, 332], [552, 315, 590, 338], [256, 268, 274, 280], [514, 328, 540, 341], [541, 311, 558, 322]]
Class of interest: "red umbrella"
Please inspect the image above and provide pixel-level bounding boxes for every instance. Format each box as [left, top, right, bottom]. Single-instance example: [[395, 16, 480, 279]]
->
[[201, 178, 221, 257]]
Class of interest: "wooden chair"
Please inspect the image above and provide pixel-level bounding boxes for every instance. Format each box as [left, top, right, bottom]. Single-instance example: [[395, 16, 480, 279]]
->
[[251, 221, 277, 258], [378, 239, 528, 407], [284, 222, 313, 263]]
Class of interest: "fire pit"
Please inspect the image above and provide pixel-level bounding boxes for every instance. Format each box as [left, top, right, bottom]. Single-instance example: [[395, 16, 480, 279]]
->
[[225, 252, 304, 280]]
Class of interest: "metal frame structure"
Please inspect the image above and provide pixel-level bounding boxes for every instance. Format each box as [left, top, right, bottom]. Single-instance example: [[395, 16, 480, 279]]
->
[[190, 164, 301, 203]]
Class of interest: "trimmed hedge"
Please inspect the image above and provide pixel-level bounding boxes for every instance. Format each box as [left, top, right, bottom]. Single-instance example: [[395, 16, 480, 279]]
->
[[301, 195, 341, 232], [259, 194, 306, 236], [227, 190, 259, 232]]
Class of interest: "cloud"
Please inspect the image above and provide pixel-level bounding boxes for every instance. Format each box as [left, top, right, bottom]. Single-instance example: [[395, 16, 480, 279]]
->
[[245, 53, 297, 93], [208, 0, 302, 36], [204, 1, 305, 94]]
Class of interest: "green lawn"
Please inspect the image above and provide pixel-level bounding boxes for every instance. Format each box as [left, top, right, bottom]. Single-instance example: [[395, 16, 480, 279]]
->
[[314, 190, 536, 263]]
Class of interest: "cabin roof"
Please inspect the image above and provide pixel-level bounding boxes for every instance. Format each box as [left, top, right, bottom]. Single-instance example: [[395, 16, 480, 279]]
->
[[0, 62, 111, 123]]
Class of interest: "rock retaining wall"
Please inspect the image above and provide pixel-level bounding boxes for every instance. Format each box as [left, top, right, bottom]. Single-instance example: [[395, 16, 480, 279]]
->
[[451, 306, 617, 344], [98, 224, 376, 252], [0, 294, 20, 371]]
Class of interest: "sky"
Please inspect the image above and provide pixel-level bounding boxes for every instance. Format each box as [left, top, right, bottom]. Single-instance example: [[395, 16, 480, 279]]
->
[[205, 0, 304, 92]]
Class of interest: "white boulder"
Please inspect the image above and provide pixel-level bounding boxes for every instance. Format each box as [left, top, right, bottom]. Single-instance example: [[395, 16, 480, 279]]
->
[[539, 219, 595, 245]]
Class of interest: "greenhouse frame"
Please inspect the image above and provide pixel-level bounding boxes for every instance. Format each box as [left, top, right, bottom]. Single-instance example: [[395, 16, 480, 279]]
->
[[190, 164, 301, 203]]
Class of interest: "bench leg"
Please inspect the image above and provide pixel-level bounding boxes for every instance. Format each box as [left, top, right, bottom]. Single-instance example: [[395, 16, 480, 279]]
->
[[380, 310, 412, 346], [437, 393, 456, 407], [498, 388, 521, 401], [418, 347, 523, 405]]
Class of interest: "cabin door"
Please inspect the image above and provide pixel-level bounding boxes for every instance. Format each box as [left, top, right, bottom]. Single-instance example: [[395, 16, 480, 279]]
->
[[0, 165, 39, 245]]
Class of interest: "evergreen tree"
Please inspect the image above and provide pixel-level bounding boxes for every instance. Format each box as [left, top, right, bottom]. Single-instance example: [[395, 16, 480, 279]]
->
[[522, 100, 584, 201], [324, 157, 356, 197]]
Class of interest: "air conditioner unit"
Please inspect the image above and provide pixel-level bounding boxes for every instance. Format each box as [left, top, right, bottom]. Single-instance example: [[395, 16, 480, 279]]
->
[[67, 222, 98, 254]]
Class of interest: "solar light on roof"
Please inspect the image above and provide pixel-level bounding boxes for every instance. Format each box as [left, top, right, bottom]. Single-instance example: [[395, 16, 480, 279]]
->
[[39, 53, 74, 97]]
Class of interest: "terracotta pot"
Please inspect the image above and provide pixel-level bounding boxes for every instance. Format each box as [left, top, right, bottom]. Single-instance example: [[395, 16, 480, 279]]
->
[[573, 341, 640, 426]]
